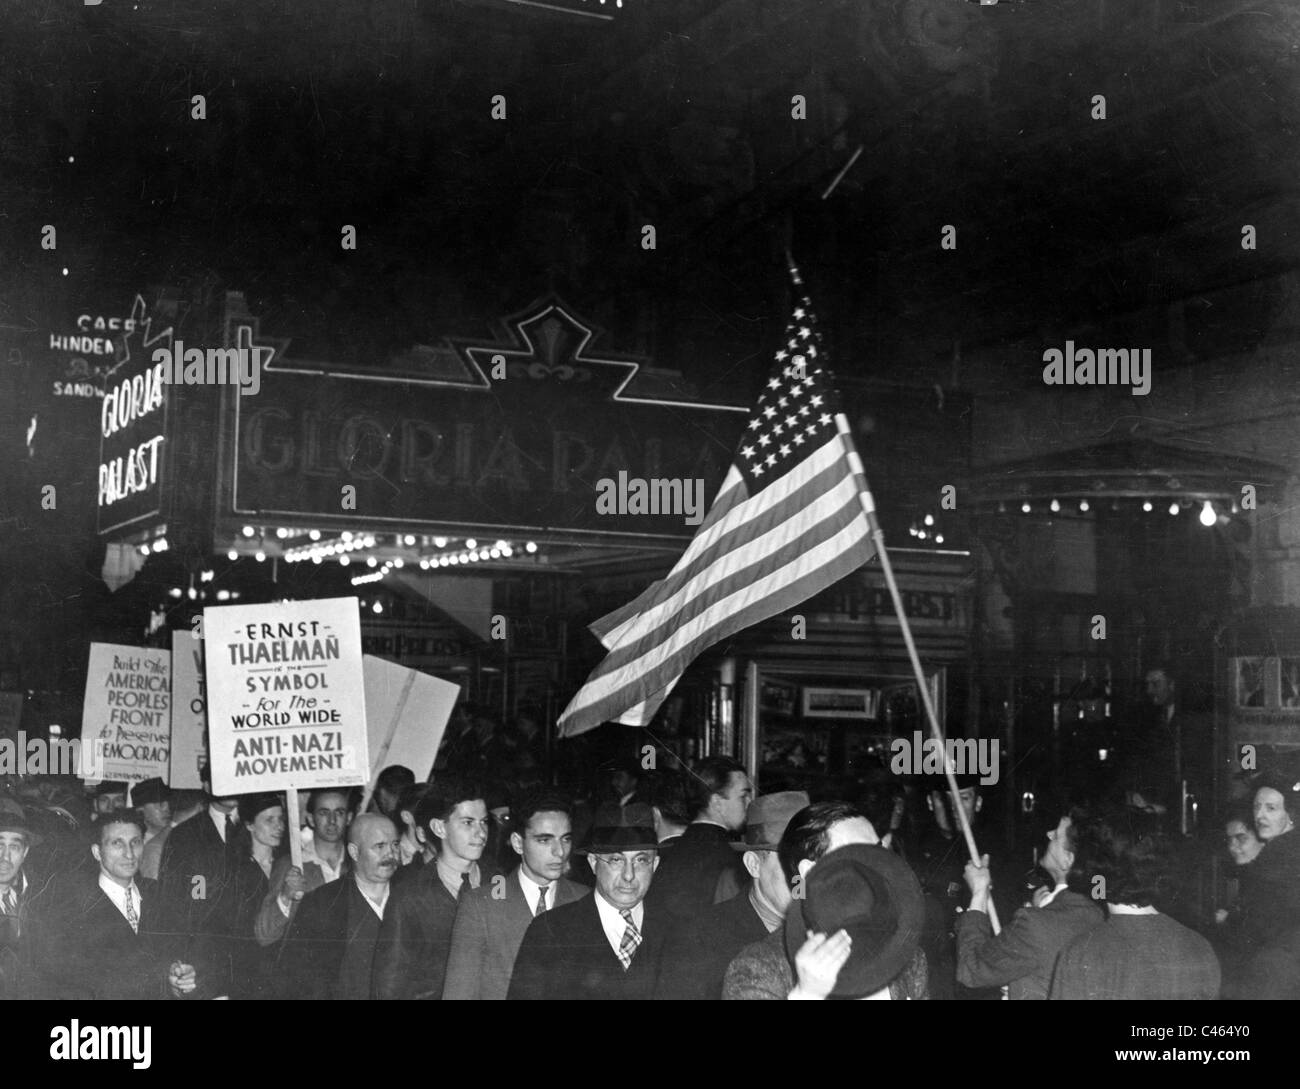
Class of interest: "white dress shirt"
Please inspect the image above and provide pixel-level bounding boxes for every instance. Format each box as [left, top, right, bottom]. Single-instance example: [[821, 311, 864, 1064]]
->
[[1037, 882, 1069, 908], [358, 877, 390, 920], [517, 868, 553, 914], [303, 838, 344, 883], [98, 873, 142, 932], [209, 803, 234, 843], [593, 892, 644, 959]]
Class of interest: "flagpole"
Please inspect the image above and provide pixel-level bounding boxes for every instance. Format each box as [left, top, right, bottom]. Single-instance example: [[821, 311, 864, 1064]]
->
[[835, 413, 1002, 937]]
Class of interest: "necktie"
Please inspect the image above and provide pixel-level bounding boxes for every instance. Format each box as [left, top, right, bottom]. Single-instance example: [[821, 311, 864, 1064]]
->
[[617, 909, 641, 970], [1, 888, 16, 916], [124, 887, 139, 934], [225, 813, 238, 842], [460, 871, 471, 897], [535, 885, 549, 917]]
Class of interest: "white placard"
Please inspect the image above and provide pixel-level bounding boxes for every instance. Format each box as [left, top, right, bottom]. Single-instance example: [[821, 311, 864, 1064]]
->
[[81, 643, 171, 783], [204, 597, 369, 796], [169, 631, 208, 789], [363, 655, 459, 783]]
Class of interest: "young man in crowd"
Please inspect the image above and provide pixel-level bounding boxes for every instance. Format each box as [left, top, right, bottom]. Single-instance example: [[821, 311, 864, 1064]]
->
[[647, 756, 752, 921], [1049, 809, 1219, 999], [443, 790, 588, 999], [657, 791, 808, 1000], [371, 776, 499, 999], [956, 807, 1104, 999], [509, 803, 667, 1000]]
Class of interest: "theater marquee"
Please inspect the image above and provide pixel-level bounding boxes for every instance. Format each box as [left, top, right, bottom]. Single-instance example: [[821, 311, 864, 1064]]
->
[[221, 296, 749, 544]]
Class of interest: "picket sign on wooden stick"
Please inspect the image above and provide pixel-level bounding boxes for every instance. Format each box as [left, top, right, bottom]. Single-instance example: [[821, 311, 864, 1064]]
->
[[359, 670, 418, 814], [285, 786, 303, 870]]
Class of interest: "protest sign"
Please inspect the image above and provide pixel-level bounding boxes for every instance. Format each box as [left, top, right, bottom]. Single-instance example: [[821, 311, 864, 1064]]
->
[[169, 631, 208, 789], [81, 643, 171, 783], [204, 597, 369, 797], [363, 655, 459, 785]]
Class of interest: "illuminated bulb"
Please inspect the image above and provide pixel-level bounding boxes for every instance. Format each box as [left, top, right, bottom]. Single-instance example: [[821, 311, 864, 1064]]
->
[[187, 587, 197, 600], [227, 550, 238, 561], [367, 557, 377, 568], [1050, 499, 1060, 513], [364, 535, 376, 547], [495, 540, 508, 550], [1169, 503, 1179, 516], [501, 545, 513, 557], [62, 268, 68, 276], [465, 539, 477, 550], [403, 535, 415, 546], [525, 541, 538, 553], [309, 530, 321, 541], [935, 535, 944, 544], [373, 602, 383, 615], [924, 514, 934, 527], [242, 525, 255, 537], [339, 556, 350, 566], [312, 555, 322, 565], [153, 538, 168, 552], [393, 558, 404, 568], [419, 559, 430, 570], [434, 537, 447, 548], [341, 531, 353, 542], [1079, 500, 1089, 512], [1200, 501, 1216, 527], [168, 587, 181, 598], [255, 551, 266, 562], [489, 548, 501, 560], [1142, 501, 1153, 512], [275, 528, 288, 539], [140, 544, 151, 556], [449, 555, 460, 565], [1021, 502, 1031, 514], [217, 590, 230, 601]]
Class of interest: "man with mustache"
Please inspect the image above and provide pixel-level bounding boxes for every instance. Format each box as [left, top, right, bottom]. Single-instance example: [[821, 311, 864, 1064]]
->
[[279, 813, 401, 1000]]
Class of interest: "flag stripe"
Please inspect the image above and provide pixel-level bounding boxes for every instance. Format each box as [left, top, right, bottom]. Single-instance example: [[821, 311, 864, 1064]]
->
[[560, 515, 872, 731], [591, 439, 852, 648]]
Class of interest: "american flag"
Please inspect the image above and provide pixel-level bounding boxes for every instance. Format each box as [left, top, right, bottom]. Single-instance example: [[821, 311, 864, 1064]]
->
[[556, 265, 880, 738]]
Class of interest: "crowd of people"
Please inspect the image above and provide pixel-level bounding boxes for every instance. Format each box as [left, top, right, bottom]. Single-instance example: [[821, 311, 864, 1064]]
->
[[3, 736, 1298, 1001]]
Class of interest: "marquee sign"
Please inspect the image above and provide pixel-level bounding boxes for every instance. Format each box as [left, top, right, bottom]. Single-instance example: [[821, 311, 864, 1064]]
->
[[97, 297, 173, 535], [223, 296, 749, 543]]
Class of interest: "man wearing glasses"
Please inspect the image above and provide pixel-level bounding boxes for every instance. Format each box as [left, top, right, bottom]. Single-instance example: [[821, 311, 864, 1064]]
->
[[509, 803, 667, 1000]]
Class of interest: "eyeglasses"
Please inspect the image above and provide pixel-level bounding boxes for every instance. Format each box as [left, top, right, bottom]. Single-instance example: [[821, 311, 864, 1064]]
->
[[594, 854, 655, 871]]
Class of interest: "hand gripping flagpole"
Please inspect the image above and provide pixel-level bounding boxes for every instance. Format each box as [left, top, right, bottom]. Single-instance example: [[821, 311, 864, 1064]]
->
[[786, 252, 1002, 939]]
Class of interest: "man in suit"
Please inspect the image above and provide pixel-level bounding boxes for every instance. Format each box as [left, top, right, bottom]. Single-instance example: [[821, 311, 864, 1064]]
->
[[657, 790, 808, 999], [132, 777, 172, 881], [43, 810, 199, 1000], [279, 813, 400, 999], [156, 764, 248, 996], [254, 786, 353, 946], [372, 776, 500, 999], [443, 790, 589, 999], [647, 756, 752, 921], [956, 807, 1104, 999], [1049, 809, 1220, 999], [509, 803, 668, 1000], [0, 807, 48, 998]]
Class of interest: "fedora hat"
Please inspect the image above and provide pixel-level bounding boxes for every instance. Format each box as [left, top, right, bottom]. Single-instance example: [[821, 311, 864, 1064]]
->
[[0, 802, 43, 848], [784, 844, 924, 998], [578, 803, 659, 854], [131, 777, 171, 806], [733, 790, 810, 852]]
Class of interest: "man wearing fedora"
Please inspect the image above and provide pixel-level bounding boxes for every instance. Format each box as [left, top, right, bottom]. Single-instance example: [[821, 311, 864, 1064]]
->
[[0, 805, 45, 997], [509, 803, 668, 1000], [657, 791, 809, 1000], [723, 801, 929, 999]]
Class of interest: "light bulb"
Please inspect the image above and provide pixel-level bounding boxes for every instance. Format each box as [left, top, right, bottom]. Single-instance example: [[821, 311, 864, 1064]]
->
[[1021, 502, 1031, 514], [1142, 501, 1153, 513], [924, 514, 934, 527], [1200, 501, 1216, 527], [1169, 503, 1179, 516], [1079, 500, 1089, 512], [1050, 499, 1060, 513]]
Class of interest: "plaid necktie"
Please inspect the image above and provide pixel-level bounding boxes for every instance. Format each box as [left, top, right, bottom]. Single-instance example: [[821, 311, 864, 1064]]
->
[[535, 885, 549, 917], [124, 886, 139, 934], [617, 909, 641, 970]]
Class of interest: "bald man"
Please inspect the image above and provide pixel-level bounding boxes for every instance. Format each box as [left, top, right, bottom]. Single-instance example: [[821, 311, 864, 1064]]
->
[[279, 814, 400, 1000]]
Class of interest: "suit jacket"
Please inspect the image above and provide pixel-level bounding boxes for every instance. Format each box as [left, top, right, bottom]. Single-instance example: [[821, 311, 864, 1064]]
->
[[656, 887, 770, 1000], [371, 859, 501, 999], [955, 889, 1104, 1000], [0, 868, 53, 999], [722, 927, 930, 1000], [157, 809, 248, 971], [1049, 913, 1220, 1000], [279, 876, 388, 1000], [41, 874, 183, 1000], [645, 823, 745, 921], [443, 869, 588, 1000], [508, 893, 669, 1001]]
